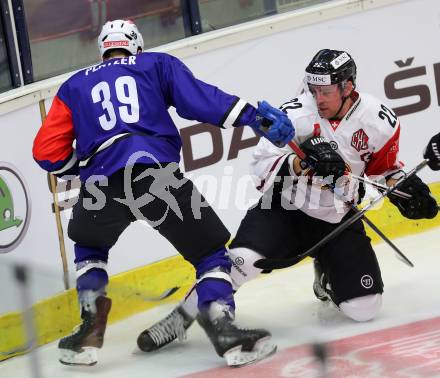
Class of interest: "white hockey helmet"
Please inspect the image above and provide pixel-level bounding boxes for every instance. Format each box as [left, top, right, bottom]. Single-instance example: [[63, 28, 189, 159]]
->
[[98, 19, 144, 57]]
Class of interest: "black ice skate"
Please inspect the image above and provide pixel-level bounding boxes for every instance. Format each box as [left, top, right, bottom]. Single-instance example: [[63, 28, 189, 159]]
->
[[313, 259, 331, 302], [58, 296, 112, 366], [197, 306, 276, 367], [137, 305, 195, 352]]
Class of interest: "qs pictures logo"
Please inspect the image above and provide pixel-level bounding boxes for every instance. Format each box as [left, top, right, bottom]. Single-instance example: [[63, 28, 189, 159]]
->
[[0, 163, 31, 253]]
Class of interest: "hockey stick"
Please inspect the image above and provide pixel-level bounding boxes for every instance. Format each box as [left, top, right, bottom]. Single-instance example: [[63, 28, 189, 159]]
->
[[328, 179, 414, 267], [39, 100, 70, 290], [254, 147, 428, 270], [110, 285, 181, 302], [0, 285, 181, 359], [349, 174, 411, 199], [141, 286, 180, 301], [288, 140, 413, 266], [0, 344, 34, 359], [360, 213, 413, 267], [324, 177, 414, 267]]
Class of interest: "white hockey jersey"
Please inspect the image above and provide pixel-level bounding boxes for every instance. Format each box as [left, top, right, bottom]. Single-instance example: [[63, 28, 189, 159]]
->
[[251, 91, 403, 223]]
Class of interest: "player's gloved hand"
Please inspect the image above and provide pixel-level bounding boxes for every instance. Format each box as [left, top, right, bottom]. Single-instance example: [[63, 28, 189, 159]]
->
[[300, 136, 346, 181], [249, 101, 295, 147], [389, 175, 438, 219], [53, 151, 80, 178], [423, 132, 440, 171]]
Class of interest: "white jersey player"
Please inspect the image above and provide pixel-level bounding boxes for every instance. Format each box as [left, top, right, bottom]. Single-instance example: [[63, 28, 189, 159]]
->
[[136, 49, 438, 353], [254, 89, 404, 223]]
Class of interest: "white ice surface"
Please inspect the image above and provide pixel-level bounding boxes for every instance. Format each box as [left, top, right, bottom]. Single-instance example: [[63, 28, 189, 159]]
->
[[1, 227, 440, 378]]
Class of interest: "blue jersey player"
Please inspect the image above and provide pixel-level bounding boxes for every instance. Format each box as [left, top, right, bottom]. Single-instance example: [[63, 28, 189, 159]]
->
[[33, 20, 294, 367]]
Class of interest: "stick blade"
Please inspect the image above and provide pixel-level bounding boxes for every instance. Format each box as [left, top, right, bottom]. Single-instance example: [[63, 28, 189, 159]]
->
[[395, 253, 414, 268], [142, 286, 180, 301], [254, 256, 303, 270]]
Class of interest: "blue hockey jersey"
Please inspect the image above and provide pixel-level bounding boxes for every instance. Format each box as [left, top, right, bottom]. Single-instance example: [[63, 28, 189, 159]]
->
[[33, 52, 257, 180]]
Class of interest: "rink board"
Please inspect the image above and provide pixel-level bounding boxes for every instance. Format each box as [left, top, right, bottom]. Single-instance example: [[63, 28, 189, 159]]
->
[[2, 227, 440, 377], [2, 0, 440, 364], [1, 184, 440, 361]]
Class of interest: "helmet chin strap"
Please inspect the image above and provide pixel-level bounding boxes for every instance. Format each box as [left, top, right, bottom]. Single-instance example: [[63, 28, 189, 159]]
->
[[329, 82, 356, 120], [329, 94, 349, 121]]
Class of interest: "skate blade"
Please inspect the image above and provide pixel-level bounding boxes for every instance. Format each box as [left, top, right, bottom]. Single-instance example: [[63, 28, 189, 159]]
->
[[59, 347, 98, 366], [224, 336, 277, 367]]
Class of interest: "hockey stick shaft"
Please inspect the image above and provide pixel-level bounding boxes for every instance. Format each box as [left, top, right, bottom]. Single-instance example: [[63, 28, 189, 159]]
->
[[0, 285, 181, 359], [141, 286, 180, 301], [39, 100, 70, 290], [0, 288, 180, 360], [349, 174, 412, 199], [352, 209, 413, 267], [111, 285, 180, 302], [254, 147, 428, 269], [288, 140, 405, 199], [288, 139, 413, 266]]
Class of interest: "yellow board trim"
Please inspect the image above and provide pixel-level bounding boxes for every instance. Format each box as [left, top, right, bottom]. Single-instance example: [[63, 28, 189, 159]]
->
[[364, 182, 440, 243], [1, 183, 439, 361], [0, 256, 195, 361]]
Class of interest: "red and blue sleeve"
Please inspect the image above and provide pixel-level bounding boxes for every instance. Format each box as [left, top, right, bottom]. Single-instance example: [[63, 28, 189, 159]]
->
[[32, 95, 79, 176]]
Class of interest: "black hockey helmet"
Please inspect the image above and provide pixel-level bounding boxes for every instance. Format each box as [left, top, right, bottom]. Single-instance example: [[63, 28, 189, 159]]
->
[[305, 49, 357, 87]]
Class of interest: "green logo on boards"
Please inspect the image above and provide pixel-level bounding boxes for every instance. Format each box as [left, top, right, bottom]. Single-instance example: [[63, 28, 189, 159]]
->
[[0, 175, 23, 230], [0, 163, 31, 253]]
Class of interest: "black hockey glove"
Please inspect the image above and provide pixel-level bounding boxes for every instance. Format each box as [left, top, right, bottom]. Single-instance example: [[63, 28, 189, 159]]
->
[[389, 175, 438, 219], [423, 132, 440, 171], [300, 136, 346, 181]]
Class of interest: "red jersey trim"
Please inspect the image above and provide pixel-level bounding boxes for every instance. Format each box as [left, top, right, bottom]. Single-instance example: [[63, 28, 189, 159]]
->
[[256, 154, 286, 191], [33, 96, 74, 163], [365, 124, 402, 176]]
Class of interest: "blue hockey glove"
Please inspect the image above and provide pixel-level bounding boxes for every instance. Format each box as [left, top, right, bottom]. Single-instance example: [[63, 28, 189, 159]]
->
[[249, 101, 295, 147]]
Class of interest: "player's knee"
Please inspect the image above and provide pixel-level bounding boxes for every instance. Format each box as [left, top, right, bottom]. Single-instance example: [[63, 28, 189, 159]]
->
[[195, 247, 231, 277], [228, 247, 265, 290], [339, 294, 382, 322]]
